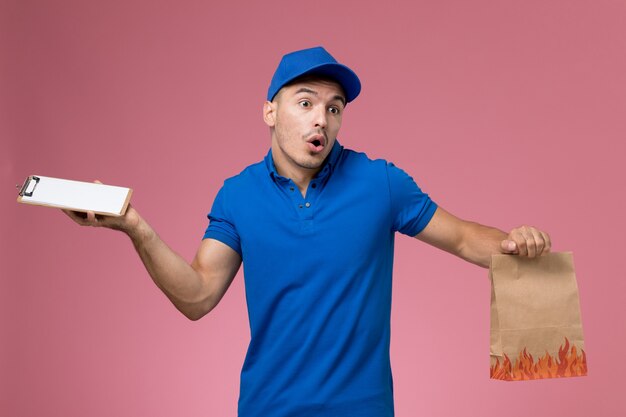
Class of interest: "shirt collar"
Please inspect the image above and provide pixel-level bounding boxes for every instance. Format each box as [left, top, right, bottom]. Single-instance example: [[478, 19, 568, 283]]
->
[[265, 139, 343, 182]]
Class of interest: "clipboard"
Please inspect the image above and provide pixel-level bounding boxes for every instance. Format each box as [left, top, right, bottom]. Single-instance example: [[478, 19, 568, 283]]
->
[[17, 175, 133, 216]]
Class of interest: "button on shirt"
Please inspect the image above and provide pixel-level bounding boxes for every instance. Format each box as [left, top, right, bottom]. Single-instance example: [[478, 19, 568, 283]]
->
[[204, 141, 437, 417]]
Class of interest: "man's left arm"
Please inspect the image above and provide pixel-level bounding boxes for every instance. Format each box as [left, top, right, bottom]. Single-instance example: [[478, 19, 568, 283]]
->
[[415, 207, 551, 268]]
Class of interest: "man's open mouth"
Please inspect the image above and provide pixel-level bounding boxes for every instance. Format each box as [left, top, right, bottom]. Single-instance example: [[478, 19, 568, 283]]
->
[[307, 135, 326, 153]]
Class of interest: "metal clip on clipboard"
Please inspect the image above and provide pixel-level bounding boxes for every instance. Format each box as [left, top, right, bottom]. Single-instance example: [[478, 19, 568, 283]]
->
[[18, 176, 40, 197]]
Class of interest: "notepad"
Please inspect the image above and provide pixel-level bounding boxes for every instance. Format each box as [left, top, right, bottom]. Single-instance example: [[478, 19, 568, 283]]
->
[[17, 175, 133, 216]]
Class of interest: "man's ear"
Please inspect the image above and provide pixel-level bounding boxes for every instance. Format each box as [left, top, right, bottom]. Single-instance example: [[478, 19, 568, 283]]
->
[[263, 101, 276, 127]]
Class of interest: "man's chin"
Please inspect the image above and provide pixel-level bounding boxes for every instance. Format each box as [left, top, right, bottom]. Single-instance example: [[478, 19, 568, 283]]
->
[[297, 161, 324, 171], [299, 152, 329, 170]]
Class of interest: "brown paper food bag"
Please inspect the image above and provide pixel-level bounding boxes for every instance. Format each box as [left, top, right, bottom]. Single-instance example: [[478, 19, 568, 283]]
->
[[489, 252, 587, 381]]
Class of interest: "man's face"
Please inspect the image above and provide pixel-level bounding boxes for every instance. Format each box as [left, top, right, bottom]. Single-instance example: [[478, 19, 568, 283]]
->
[[264, 78, 346, 178]]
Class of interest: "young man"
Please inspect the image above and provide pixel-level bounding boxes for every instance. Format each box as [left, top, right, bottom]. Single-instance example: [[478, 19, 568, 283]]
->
[[65, 46, 550, 417]]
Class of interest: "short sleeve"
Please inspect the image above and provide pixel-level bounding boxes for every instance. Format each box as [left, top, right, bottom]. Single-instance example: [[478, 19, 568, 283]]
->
[[203, 184, 242, 256], [387, 162, 438, 236]]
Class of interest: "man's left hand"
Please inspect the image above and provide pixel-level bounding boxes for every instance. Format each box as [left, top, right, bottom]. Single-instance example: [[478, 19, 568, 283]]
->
[[500, 226, 551, 258]]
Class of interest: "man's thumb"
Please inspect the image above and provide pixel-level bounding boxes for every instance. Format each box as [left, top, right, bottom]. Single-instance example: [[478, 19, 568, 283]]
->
[[501, 240, 517, 253]]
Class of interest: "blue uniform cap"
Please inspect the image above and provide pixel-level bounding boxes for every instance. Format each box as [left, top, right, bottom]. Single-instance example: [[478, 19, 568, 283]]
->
[[267, 46, 361, 103]]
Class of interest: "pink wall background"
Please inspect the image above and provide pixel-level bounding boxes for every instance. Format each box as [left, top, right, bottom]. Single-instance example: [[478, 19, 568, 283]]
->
[[2, 0, 625, 416]]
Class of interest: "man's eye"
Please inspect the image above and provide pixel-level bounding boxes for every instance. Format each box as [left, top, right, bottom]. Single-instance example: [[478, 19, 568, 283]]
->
[[299, 100, 311, 107], [329, 107, 340, 114]]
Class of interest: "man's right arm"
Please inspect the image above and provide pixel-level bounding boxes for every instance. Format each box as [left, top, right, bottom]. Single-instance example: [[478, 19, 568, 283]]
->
[[64, 205, 242, 320]]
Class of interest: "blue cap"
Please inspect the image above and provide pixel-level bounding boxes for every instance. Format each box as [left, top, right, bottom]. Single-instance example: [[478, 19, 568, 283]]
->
[[267, 46, 361, 103]]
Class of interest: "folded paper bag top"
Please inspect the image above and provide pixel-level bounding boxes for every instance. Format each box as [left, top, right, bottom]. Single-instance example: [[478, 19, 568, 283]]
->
[[489, 252, 587, 381]]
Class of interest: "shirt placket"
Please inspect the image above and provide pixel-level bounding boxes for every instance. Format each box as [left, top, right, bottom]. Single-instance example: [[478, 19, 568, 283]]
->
[[282, 178, 323, 233]]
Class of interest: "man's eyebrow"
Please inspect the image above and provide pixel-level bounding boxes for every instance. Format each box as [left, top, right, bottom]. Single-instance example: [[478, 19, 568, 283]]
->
[[294, 88, 346, 106], [333, 95, 346, 106]]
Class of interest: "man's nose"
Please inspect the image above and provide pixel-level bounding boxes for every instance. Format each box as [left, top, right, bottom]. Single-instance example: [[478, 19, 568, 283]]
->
[[313, 105, 327, 129]]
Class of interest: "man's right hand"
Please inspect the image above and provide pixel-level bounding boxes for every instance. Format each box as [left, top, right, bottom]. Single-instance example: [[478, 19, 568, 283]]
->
[[62, 180, 141, 236], [62, 203, 141, 236]]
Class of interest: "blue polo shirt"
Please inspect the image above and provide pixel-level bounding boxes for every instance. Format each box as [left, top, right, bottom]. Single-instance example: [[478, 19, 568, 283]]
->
[[204, 141, 437, 417]]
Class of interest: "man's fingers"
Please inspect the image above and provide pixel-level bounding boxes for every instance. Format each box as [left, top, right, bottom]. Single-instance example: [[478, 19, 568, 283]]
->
[[540, 231, 552, 253], [528, 239, 538, 257], [504, 226, 552, 258], [525, 227, 552, 257], [530, 228, 544, 257], [62, 209, 101, 227], [511, 230, 528, 256], [63, 209, 87, 224], [519, 226, 543, 258], [86, 211, 96, 223]]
